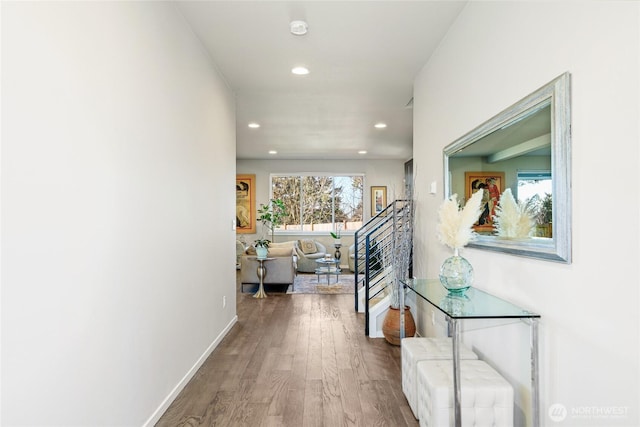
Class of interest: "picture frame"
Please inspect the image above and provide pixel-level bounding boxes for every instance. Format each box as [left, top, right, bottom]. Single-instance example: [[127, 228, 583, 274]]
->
[[464, 171, 505, 232], [371, 186, 387, 216], [236, 174, 256, 234]]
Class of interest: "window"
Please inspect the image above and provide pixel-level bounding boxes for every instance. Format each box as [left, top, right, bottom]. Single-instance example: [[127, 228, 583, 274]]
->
[[271, 174, 364, 233], [516, 170, 552, 202], [517, 170, 552, 226]]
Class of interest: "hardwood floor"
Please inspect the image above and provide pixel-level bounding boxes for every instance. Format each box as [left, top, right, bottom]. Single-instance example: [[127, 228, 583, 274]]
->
[[156, 275, 418, 427]]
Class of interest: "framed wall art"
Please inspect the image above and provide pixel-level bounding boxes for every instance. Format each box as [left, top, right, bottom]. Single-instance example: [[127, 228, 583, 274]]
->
[[371, 186, 387, 216], [236, 174, 256, 234], [464, 171, 505, 231]]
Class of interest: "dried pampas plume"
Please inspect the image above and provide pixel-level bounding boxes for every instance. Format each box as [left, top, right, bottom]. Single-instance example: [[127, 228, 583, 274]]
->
[[493, 188, 535, 238], [436, 190, 484, 250]]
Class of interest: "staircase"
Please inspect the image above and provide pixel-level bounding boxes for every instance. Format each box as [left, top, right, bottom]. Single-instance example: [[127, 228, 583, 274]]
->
[[353, 199, 413, 336]]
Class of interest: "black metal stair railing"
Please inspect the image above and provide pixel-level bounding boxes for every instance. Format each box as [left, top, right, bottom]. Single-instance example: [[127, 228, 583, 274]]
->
[[353, 199, 412, 336]]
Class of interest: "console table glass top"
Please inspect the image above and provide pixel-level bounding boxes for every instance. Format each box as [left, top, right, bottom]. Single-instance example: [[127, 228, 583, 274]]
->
[[403, 278, 540, 319], [401, 278, 541, 427]]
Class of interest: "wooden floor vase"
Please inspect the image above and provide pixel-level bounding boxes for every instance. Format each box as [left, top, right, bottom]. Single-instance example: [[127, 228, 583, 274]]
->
[[382, 306, 416, 346]]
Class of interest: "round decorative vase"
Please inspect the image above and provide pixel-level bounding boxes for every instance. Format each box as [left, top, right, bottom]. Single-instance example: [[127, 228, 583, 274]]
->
[[439, 248, 473, 295], [382, 306, 416, 346], [256, 246, 268, 259]]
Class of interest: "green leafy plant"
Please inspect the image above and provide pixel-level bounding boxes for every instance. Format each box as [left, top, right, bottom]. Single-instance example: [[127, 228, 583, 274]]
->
[[528, 193, 553, 225], [253, 239, 271, 249], [330, 225, 342, 240], [540, 193, 552, 224], [257, 198, 287, 242]]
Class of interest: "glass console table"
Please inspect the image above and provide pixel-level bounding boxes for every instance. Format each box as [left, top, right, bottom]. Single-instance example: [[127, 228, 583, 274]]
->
[[400, 278, 541, 427]]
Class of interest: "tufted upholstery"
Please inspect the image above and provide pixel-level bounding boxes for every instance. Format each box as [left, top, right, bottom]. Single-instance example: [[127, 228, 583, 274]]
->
[[402, 337, 478, 419], [416, 359, 514, 427]]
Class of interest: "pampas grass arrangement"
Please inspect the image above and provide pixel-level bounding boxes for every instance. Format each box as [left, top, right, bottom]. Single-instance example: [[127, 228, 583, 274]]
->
[[493, 188, 535, 238], [436, 190, 484, 250]]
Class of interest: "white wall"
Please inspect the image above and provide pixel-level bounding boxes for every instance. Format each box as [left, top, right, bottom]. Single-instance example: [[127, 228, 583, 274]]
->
[[1, 2, 237, 425], [236, 158, 406, 250], [413, 1, 639, 426]]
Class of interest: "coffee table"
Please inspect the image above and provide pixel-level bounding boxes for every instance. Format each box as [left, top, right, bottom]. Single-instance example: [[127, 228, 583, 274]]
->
[[315, 258, 341, 285]]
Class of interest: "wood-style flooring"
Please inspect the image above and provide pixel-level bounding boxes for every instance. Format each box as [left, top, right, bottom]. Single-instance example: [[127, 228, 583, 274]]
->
[[156, 275, 418, 427]]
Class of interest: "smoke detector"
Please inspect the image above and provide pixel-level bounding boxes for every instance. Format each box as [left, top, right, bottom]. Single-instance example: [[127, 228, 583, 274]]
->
[[290, 20, 308, 36]]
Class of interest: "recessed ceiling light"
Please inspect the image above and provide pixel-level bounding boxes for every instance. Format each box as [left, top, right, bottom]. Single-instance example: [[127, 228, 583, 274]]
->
[[291, 66, 309, 75], [248, 123, 260, 128], [374, 123, 387, 129], [290, 20, 308, 36], [268, 150, 277, 155], [358, 150, 367, 155]]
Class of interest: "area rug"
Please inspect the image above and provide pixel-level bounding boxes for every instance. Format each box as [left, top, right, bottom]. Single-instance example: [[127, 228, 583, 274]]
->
[[287, 273, 355, 294]]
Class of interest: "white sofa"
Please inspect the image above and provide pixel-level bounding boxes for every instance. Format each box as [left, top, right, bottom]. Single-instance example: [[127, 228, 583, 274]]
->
[[240, 241, 297, 291]]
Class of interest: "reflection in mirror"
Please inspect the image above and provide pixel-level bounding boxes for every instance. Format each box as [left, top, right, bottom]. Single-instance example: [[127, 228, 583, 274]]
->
[[444, 73, 571, 263]]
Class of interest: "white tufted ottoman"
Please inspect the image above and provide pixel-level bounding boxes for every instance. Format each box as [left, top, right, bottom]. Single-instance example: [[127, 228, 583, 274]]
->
[[416, 360, 514, 427], [402, 337, 478, 419]]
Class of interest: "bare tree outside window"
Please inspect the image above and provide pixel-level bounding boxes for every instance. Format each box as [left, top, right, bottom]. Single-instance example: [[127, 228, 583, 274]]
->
[[271, 174, 363, 232]]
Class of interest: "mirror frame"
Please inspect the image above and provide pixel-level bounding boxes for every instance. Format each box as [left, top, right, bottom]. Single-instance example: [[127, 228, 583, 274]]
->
[[443, 72, 571, 263]]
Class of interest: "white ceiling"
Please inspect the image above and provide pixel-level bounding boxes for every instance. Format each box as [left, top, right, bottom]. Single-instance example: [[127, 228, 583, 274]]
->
[[177, 1, 467, 160]]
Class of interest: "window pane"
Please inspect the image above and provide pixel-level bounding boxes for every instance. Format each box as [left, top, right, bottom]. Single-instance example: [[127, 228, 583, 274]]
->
[[517, 170, 552, 236], [272, 176, 301, 230], [271, 174, 363, 233], [301, 176, 333, 231], [335, 175, 363, 231]]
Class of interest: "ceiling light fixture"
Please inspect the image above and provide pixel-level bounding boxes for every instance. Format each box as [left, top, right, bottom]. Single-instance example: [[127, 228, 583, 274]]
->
[[290, 20, 308, 36], [248, 123, 260, 128], [358, 150, 367, 155], [374, 123, 387, 129], [291, 66, 309, 75], [268, 150, 277, 155]]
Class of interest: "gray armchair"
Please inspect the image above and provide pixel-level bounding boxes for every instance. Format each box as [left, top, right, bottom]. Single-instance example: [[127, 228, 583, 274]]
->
[[294, 240, 328, 273]]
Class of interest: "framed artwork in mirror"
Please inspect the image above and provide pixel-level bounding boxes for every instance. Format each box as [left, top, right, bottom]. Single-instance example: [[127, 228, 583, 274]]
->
[[464, 171, 505, 233], [236, 174, 256, 234]]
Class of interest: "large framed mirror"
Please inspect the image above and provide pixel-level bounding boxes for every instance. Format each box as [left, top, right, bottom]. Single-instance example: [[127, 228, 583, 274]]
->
[[443, 73, 571, 263]]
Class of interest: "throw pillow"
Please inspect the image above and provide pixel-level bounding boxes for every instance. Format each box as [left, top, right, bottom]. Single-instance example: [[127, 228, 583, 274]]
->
[[268, 247, 293, 257], [298, 239, 317, 254], [269, 241, 295, 250], [245, 246, 257, 255]]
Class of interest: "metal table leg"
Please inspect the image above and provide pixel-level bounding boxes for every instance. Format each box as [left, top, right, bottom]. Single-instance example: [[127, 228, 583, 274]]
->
[[450, 317, 462, 427], [254, 259, 268, 298], [399, 280, 405, 340], [531, 318, 540, 427]]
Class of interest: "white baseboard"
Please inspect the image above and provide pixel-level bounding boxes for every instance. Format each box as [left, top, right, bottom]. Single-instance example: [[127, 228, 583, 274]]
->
[[143, 315, 238, 426]]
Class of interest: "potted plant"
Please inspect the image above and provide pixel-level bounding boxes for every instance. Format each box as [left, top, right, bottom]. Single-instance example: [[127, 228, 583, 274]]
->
[[330, 226, 342, 245], [253, 239, 270, 259], [530, 193, 553, 237], [381, 197, 416, 346], [257, 199, 287, 243]]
